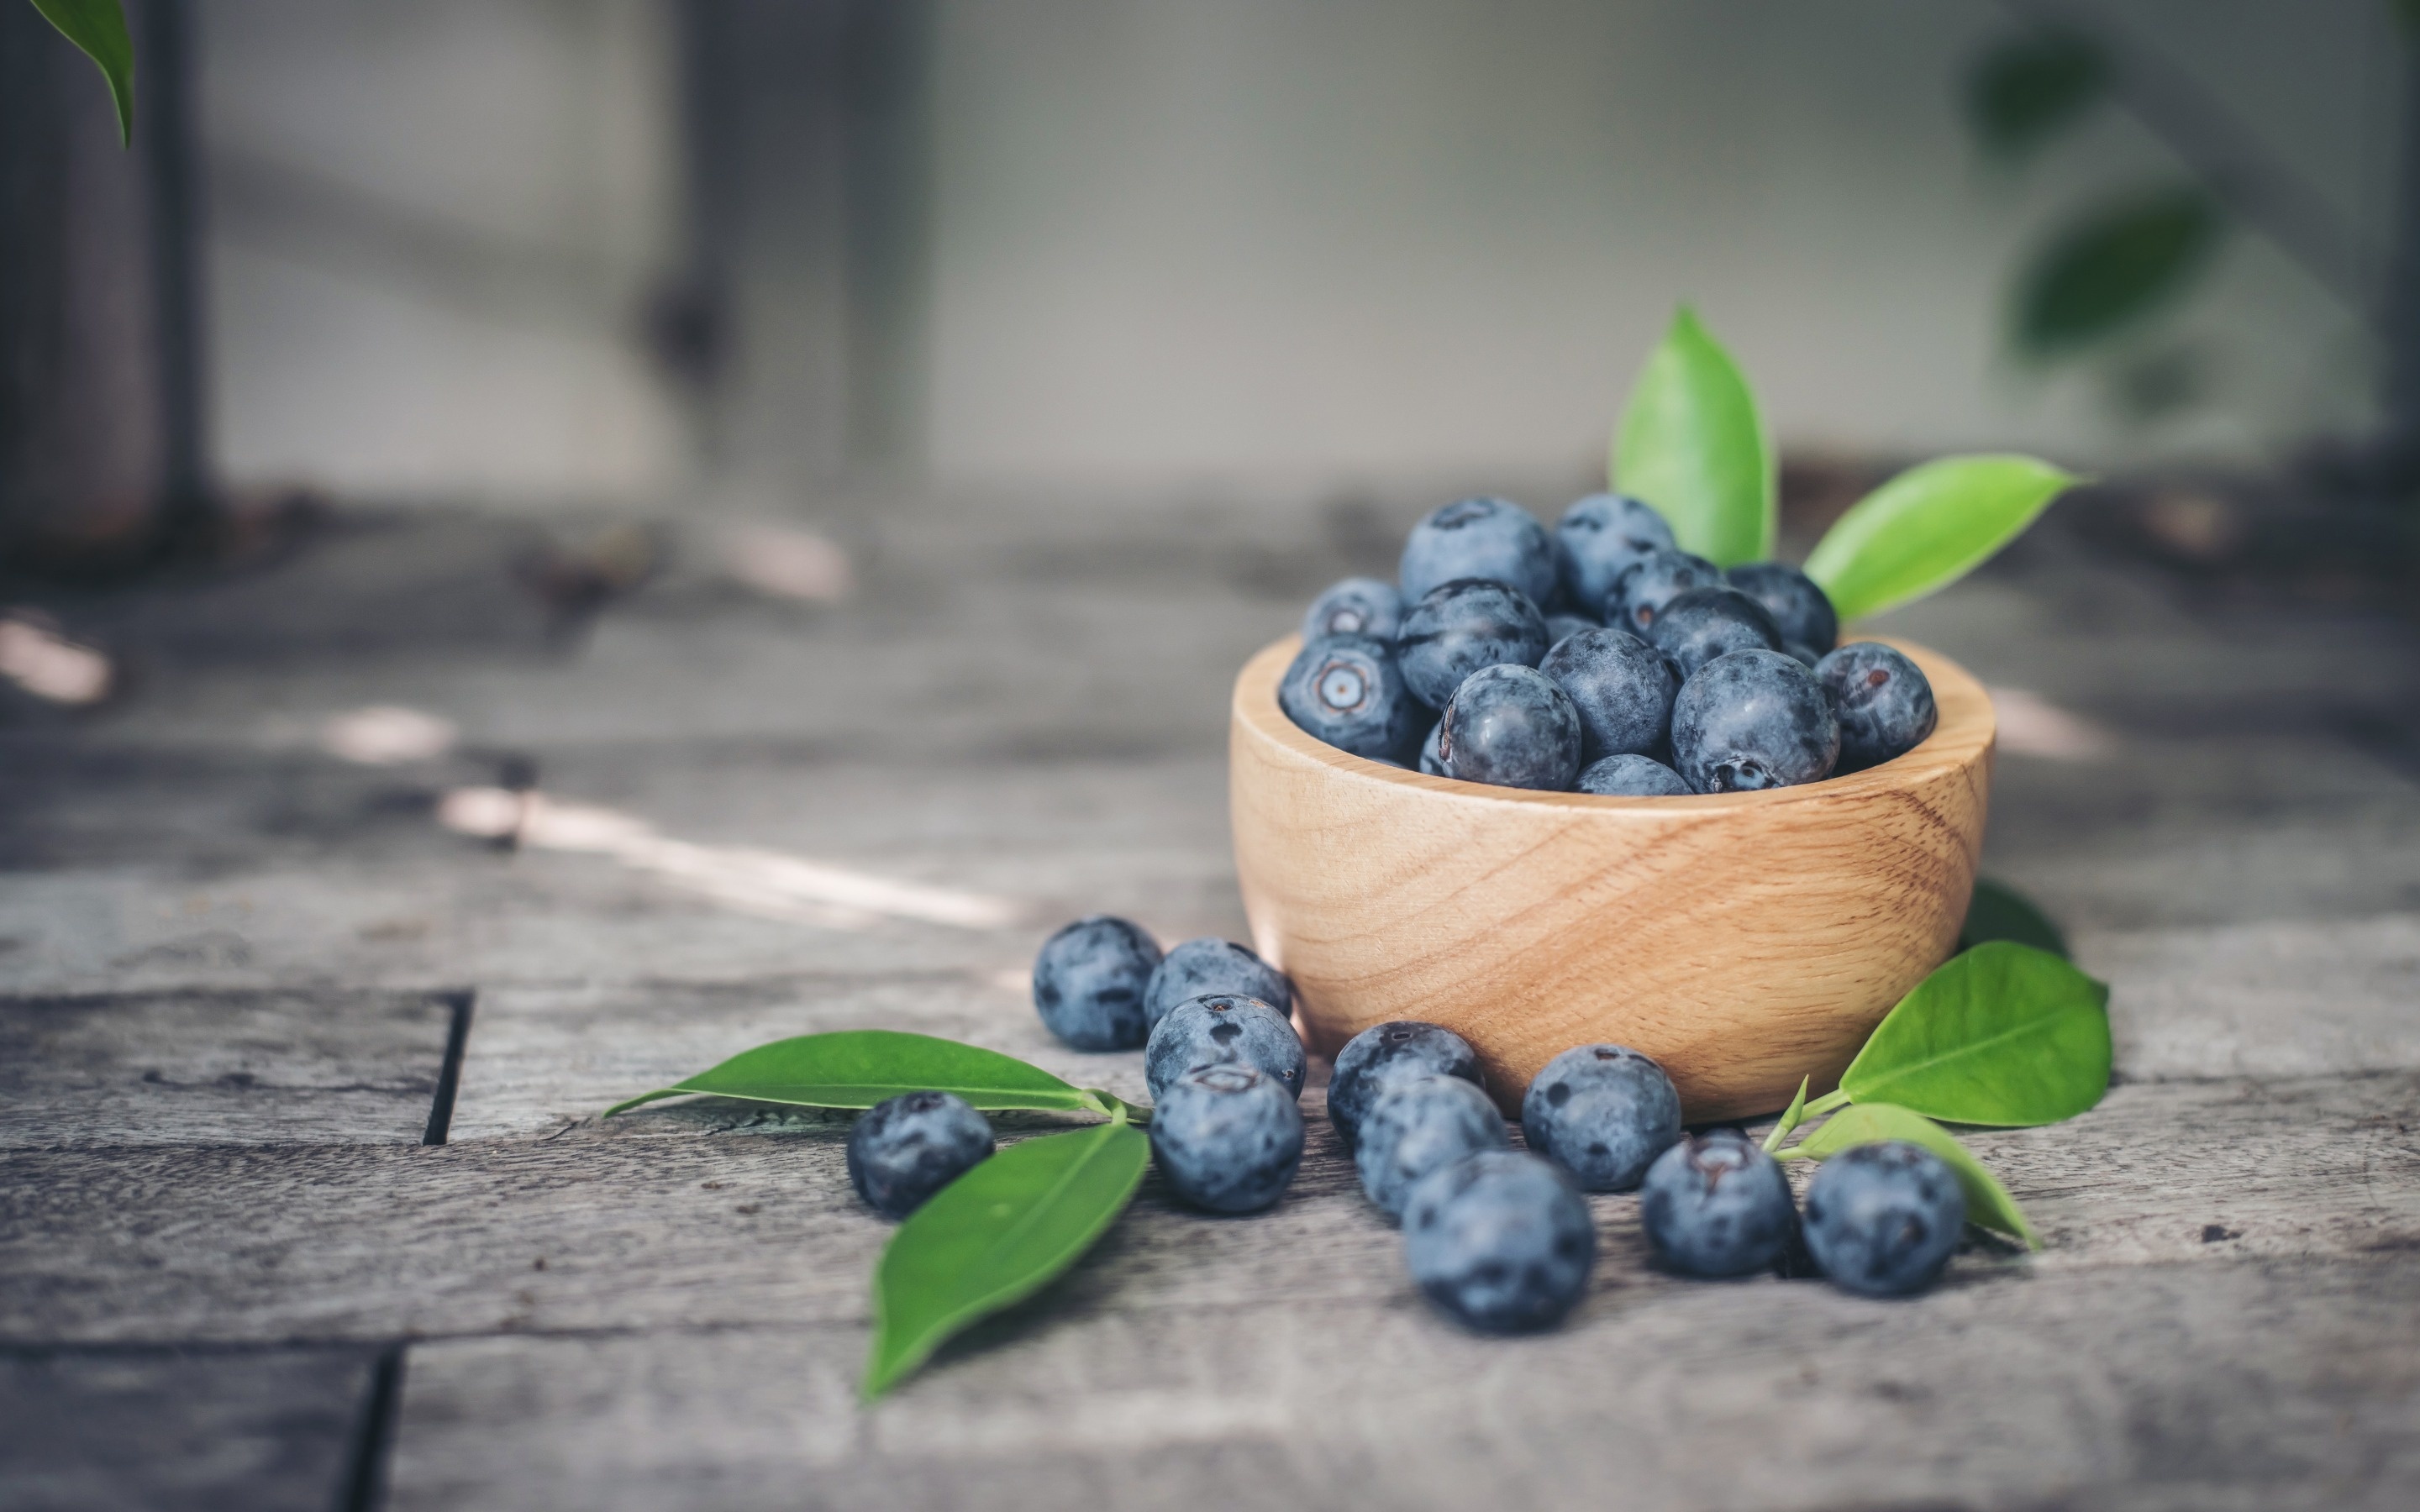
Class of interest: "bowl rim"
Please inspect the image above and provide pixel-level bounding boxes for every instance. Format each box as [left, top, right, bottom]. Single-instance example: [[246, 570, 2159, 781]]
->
[[1233, 633, 1996, 814]]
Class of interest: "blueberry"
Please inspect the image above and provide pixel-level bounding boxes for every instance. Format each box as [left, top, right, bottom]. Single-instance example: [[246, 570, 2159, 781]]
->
[[1279, 633, 1424, 761], [1143, 937, 1292, 1032], [1418, 718, 1448, 775], [1399, 496, 1557, 606], [1544, 613, 1598, 649], [1814, 642, 1939, 772], [1032, 916, 1162, 1051], [1519, 1044, 1681, 1192], [1149, 1063, 1306, 1215], [1302, 576, 1405, 643], [1802, 1141, 1966, 1296], [1668, 648, 1840, 793], [846, 1091, 994, 1219], [1438, 664, 1583, 790], [1639, 1129, 1797, 1277], [1725, 562, 1837, 654], [1144, 992, 1306, 1102], [1608, 548, 1722, 634], [1573, 753, 1691, 796], [1402, 1151, 1594, 1332], [1645, 586, 1783, 677], [1555, 493, 1676, 616], [1782, 641, 1821, 669], [1538, 626, 1681, 759], [1355, 1074, 1508, 1218], [1327, 1020, 1484, 1152], [1397, 580, 1550, 709]]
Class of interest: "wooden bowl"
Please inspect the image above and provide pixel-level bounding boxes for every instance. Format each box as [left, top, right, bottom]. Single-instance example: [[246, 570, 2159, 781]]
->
[[1228, 635, 1995, 1121]]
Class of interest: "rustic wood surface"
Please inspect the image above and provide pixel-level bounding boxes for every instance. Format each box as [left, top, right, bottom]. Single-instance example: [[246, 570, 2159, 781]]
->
[[3, 493, 2418, 1509]]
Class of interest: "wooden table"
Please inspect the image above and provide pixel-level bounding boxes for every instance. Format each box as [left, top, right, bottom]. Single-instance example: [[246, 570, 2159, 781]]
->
[[3, 494, 2417, 1510]]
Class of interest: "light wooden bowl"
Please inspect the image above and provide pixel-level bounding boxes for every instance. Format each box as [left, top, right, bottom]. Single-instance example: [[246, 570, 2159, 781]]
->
[[1228, 635, 1995, 1122]]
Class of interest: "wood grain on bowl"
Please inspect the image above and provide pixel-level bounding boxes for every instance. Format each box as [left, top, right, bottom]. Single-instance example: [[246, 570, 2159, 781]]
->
[[1229, 635, 1994, 1122]]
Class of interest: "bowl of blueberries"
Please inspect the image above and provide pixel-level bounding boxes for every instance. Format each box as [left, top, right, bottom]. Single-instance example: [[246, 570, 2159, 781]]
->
[[1228, 493, 1996, 1121]]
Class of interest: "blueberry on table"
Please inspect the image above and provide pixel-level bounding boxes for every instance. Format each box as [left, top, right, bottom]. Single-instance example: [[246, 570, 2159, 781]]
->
[[1438, 664, 1583, 790], [1032, 915, 1163, 1050], [1646, 585, 1784, 677], [1802, 1141, 1965, 1297], [1302, 576, 1406, 643], [1399, 496, 1558, 606], [1144, 937, 1293, 1030], [1398, 580, 1551, 709], [1539, 626, 1680, 759], [1279, 633, 1425, 762], [1519, 1044, 1681, 1192], [1327, 1020, 1484, 1152], [1544, 613, 1598, 649], [1607, 548, 1721, 635], [1150, 1063, 1306, 1215], [1639, 1128, 1797, 1277], [1573, 753, 1691, 796], [1815, 642, 1939, 772], [1403, 1150, 1595, 1333], [1555, 493, 1676, 618], [1418, 719, 1448, 776], [1144, 992, 1306, 1101], [1668, 648, 1840, 793], [1725, 561, 1838, 654], [846, 1091, 995, 1219], [1355, 1074, 1509, 1218]]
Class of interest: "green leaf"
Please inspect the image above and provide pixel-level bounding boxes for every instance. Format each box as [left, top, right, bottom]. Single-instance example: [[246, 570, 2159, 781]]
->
[[1760, 1075, 1811, 1155], [1840, 942, 2111, 1127], [1802, 454, 2076, 622], [603, 1030, 1113, 1119], [865, 1118, 1150, 1398], [30, 0, 134, 146], [1783, 1102, 2039, 1249], [1963, 30, 2108, 164], [2013, 186, 2225, 358], [1612, 306, 1774, 567], [1960, 878, 2070, 958]]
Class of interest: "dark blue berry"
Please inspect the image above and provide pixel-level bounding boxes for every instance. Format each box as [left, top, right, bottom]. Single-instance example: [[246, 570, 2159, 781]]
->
[[1144, 938, 1292, 1031], [1725, 562, 1838, 653], [1279, 633, 1424, 761], [1144, 992, 1305, 1101], [1519, 1044, 1681, 1192], [1538, 627, 1680, 759], [1403, 1151, 1594, 1333], [1400, 497, 1557, 606], [1646, 586, 1783, 677], [1555, 493, 1675, 616], [846, 1091, 994, 1218], [1355, 1074, 1508, 1218], [1573, 753, 1691, 796], [1802, 1141, 1965, 1296], [1149, 1063, 1306, 1215], [1608, 548, 1722, 634], [1327, 1021, 1484, 1152], [1302, 576, 1405, 643], [1544, 613, 1598, 648], [1438, 664, 1583, 790], [1418, 719, 1447, 775], [1032, 916, 1162, 1051], [1782, 641, 1821, 669], [1669, 648, 1840, 793], [1639, 1128, 1797, 1277], [1398, 580, 1550, 709], [1815, 642, 1939, 772]]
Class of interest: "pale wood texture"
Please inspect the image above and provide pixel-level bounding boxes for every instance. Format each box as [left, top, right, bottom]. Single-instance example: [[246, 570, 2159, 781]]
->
[[1231, 633, 1994, 1120]]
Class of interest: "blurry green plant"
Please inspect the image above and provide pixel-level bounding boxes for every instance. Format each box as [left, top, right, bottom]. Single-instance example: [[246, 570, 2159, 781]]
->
[[28, 0, 134, 144]]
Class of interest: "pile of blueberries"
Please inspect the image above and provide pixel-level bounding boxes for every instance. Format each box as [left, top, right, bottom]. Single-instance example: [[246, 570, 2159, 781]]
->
[[844, 916, 1971, 1331], [1282, 494, 1939, 793]]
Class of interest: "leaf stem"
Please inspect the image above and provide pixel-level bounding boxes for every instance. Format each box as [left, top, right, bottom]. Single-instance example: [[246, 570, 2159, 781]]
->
[[1803, 1089, 1853, 1117]]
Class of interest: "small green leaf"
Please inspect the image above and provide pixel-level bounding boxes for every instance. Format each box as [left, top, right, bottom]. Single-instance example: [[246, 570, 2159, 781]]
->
[[30, 0, 135, 146], [604, 1030, 1104, 1119], [1612, 306, 1774, 567], [2013, 186, 2225, 358], [1760, 1075, 1812, 1155], [1802, 454, 2076, 622], [1840, 942, 2111, 1127], [864, 1119, 1150, 1398], [1963, 30, 2108, 164], [1783, 1102, 2039, 1249], [1959, 878, 2069, 958]]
